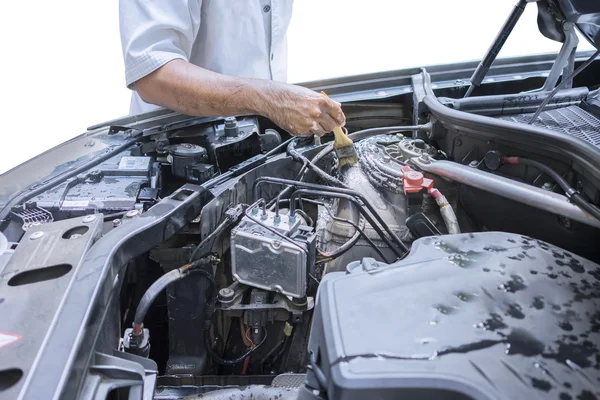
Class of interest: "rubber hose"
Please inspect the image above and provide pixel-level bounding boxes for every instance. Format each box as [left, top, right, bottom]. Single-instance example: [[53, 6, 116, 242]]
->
[[572, 193, 600, 221], [512, 157, 600, 222], [134, 268, 186, 326], [134, 257, 216, 328], [515, 158, 572, 194]]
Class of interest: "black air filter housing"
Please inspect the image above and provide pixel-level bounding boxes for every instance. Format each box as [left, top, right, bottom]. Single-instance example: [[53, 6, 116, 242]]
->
[[304, 232, 600, 400]]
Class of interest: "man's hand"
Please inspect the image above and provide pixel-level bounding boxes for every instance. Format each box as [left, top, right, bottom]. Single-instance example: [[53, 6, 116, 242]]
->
[[135, 59, 345, 137], [260, 83, 345, 137]]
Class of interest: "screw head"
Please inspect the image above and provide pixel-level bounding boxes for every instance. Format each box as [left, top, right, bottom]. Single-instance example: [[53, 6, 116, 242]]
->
[[113, 219, 122, 227], [469, 161, 479, 168], [542, 182, 554, 191], [30, 231, 44, 240], [82, 215, 97, 223], [273, 240, 281, 249], [125, 209, 140, 218], [219, 288, 235, 301]]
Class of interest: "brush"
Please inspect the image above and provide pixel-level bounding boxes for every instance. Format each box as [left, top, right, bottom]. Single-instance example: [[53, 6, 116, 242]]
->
[[320, 91, 359, 167]]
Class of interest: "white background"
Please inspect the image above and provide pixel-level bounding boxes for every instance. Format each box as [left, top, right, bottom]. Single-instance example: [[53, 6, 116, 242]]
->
[[0, 1, 593, 174]]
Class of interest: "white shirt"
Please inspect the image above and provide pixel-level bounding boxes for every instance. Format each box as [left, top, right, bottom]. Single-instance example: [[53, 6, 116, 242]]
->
[[119, 0, 294, 115]]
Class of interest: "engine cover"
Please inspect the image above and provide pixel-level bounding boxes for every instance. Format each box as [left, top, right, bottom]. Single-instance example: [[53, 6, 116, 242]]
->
[[305, 232, 600, 400]]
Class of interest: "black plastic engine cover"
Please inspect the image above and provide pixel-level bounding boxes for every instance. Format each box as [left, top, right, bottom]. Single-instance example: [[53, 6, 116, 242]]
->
[[305, 232, 600, 400]]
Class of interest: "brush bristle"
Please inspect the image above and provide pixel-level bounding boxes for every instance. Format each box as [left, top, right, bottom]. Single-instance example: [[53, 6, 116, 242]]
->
[[337, 154, 359, 167]]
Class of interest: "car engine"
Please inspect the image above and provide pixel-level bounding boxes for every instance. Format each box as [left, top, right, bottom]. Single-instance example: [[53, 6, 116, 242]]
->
[[1, 2, 600, 399]]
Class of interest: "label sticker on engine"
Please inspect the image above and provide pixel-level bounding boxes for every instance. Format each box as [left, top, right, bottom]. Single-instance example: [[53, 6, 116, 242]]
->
[[62, 200, 90, 208], [118, 156, 151, 170], [0, 332, 21, 349]]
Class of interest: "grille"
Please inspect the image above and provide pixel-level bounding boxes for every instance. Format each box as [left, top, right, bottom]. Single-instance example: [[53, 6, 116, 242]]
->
[[498, 105, 600, 147], [272, 373, 306, 389]]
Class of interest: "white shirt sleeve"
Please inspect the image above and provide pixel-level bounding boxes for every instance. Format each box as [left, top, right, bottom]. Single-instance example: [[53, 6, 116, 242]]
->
[[119, 0, 202, 89]]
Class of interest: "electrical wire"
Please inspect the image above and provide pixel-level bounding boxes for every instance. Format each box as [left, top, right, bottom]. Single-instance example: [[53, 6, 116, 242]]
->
[[529, 49, 600, 123], [319, 202, 391, 263], [289, 189, 407, 258], [188, 219, 231, 262], [266, 124, 433, 209], [205, 328, 267, 365], [253, 177, 409, 255], [287, 138, 348, 188]]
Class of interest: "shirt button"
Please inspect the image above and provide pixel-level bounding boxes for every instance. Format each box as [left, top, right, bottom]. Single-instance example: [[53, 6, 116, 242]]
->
[[263, 5, 271, 12]]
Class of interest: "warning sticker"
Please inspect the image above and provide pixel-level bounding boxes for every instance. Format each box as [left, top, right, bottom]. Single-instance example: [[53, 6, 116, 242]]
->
[[118, 156, 151, 170], [0, 332, 21, 349], [62, 200, 90, 208]]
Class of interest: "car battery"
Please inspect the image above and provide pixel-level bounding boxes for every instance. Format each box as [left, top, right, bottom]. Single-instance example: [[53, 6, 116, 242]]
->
[[31, 152, 160, 218]]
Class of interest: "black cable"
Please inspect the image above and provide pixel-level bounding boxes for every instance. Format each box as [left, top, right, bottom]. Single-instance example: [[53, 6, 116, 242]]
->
[[325, 203, 391, 264], [321, 204, 391, 263], [253, 177, 409, 255], [508, 157, 600, 222], [181, 265, 267, 366], [265, 137, 295, 157], [103, 211, 128, 221], [529, 49, 600, 123], [572, 193, 600, 221], [515, 158, 572, 194], [133, 256, 217, 327], [287, 138, 348, 188], [188, 219, 230, 262], [268, 125, 432, 209], [204, 328, 267, 365], [289, 189, 406, 258]]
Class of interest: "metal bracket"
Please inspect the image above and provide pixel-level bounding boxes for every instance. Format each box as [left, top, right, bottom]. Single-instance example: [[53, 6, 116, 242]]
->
[[530, 22, 579, 93]]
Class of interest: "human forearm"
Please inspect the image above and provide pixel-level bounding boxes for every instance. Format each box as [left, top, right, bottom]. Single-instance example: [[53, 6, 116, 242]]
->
[[134, 59, 345, 136], [135, 59, 271, 117]]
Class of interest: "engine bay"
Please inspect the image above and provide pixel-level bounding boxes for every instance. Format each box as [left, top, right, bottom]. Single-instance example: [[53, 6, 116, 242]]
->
[[2, 37, 600, 400]]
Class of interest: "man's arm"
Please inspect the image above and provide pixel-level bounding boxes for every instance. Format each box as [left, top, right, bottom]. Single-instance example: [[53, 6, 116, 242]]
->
[[135, 59, 345, 136]]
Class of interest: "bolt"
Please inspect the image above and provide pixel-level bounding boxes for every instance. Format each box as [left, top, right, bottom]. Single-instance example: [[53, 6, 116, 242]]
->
[[469, 161, 479, 168], [82, 215, 97, 223], [273, 240, 281, 249], [419, 153, 431, 163], [113, 219, 122, 227], [542, 182, 554, 191], [455, 138, 463, 147], [125, 209, 140, 218], [30, 231, 44, 240], [292, 296, 308, 306], [558, 216, 572, 229], [218, 288, 235, 302]]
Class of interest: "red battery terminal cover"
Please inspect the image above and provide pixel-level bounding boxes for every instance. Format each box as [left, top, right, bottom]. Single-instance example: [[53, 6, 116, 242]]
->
[[400, 165, 434, 195]]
